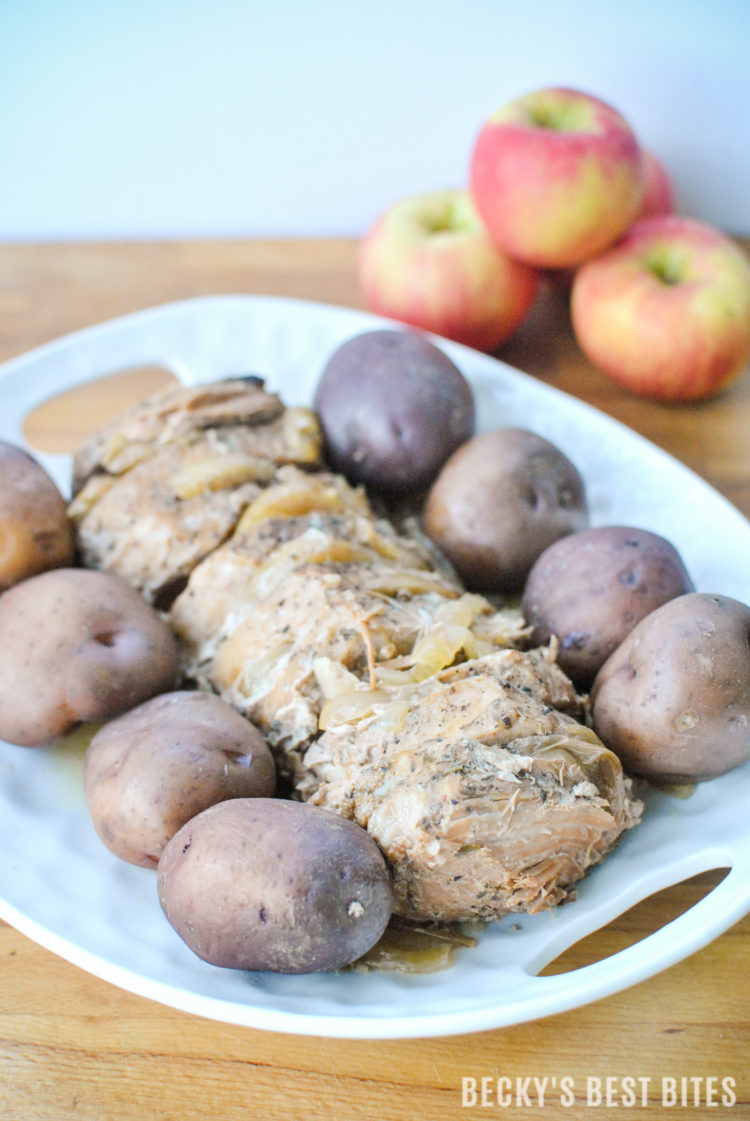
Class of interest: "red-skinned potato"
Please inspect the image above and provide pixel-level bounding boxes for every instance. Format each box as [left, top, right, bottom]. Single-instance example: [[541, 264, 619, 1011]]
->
[[422, 428, 588, 592], [0, 568, 180, 747], [313, 328, 475, 492], [591, 592, 750, 783], [84, 691, 276, 868], [0, 440, 75, 591], [522, 526, 694, 689], [158, 798, 394, 973]]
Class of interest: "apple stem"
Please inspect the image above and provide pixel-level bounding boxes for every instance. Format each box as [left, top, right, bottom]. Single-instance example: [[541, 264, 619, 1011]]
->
[[645, 247, 684, 286]]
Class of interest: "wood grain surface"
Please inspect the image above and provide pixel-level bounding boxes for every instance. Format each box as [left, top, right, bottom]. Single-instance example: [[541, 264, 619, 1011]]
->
[[0, 239, 748, 1121]]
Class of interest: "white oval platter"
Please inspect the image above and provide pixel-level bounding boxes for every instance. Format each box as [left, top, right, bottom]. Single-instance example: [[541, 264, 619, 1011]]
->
[[0, 295, 748, 1039]]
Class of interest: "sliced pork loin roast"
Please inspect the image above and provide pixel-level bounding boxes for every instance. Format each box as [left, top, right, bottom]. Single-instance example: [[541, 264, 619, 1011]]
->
[[169, 466, 436, 674], [69, 377, 643, 927], [69, 379, 322, 602], [203, 561, 528, 784], [301, 647, 641, 922], [71, 378, 291, 491]]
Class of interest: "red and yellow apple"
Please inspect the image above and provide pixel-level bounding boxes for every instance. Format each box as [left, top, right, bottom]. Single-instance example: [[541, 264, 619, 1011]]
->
[[469, 87, 644, 269], [637, 150, 675, 220], [357, 188, 539, 353], [571, 216, 750, 401], [545, 148, 676, 296]]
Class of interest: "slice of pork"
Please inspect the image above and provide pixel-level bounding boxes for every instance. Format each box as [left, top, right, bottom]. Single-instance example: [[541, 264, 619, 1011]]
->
[[302, 651, 642, 922]]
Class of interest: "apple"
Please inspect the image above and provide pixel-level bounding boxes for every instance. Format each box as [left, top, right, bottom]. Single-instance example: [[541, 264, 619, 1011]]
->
[[357, 188, 539, 353], [571, 215, 750, 401], [545, 148, 675, 296], [637, 150, 675, 220], [469, 87, 644, 269]]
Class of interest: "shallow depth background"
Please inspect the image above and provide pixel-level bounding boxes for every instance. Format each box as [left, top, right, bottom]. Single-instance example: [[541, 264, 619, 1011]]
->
[[0, 0, 748, 240]]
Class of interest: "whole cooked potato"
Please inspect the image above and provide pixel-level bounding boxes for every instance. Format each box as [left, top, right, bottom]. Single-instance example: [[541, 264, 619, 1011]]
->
[[158, 798, 394, 973], [313, 328, 475, 491], [0, 568, 180, 747], [0, 440, 75, 591], [422, 428, 588, 592], [591, 592, 750, 783], [522, 526, 694, 689], [84, 691, 276, 868]]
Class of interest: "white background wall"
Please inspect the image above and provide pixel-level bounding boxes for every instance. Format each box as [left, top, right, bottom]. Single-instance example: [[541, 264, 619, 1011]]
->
[[1, 0, 748, 240]]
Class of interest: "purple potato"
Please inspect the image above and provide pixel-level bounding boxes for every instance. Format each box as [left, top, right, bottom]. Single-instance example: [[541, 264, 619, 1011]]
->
[[314, 329, 475, 492]]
